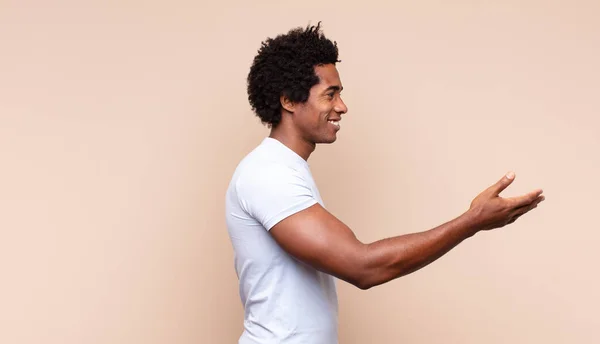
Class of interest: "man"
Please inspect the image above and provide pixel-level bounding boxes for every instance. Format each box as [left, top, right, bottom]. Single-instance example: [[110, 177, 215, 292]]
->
[[225, 22, 544, 344]]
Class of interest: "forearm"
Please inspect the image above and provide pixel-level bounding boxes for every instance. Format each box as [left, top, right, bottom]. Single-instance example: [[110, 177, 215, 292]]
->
[[357, 210, 481, 289]]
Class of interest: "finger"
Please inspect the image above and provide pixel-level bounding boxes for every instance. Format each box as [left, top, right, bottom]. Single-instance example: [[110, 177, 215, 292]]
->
[[516, 195, 545, 213], [509, 190, 544, 208], [486, 171, 516, 196], [507, 208, 530, 225], [507, 214, 522, 225], [512, 195, 545, 216], [504, 193, 544, 225]]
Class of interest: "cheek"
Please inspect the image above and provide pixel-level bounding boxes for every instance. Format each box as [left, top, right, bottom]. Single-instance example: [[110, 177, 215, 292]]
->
[[317, 104, 333, 119], [297, 102, 330, 129], [304, 106, 327, 124]]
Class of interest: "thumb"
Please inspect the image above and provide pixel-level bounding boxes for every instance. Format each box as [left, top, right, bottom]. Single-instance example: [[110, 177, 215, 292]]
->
[[488, 171, 515, 196]]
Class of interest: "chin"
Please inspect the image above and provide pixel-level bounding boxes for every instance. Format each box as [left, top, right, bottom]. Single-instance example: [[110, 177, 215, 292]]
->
[[317, 136, 337, 144]]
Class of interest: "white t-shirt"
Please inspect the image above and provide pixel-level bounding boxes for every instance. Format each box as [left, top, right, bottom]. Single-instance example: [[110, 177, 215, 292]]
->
[[225, 137, 338, 344]]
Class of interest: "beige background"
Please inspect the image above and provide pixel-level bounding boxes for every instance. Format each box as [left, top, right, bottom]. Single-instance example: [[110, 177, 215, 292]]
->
[[1, 1, 599, 343]]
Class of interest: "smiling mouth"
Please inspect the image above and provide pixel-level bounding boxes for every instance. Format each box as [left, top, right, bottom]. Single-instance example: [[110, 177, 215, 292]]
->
[[328, 120, 340, 128]]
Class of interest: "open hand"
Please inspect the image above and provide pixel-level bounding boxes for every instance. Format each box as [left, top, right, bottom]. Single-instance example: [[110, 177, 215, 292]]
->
[[469, 171, 545, 231]]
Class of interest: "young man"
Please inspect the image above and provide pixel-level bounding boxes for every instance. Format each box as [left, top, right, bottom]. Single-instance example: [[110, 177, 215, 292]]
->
[[225, 23, 544, 344]]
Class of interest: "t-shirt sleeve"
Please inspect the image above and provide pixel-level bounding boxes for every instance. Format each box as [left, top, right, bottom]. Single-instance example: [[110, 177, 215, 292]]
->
[[236, 164, 318, 231]]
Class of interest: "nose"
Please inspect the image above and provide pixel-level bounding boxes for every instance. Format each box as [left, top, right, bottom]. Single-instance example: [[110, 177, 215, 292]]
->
[[335, 96, 348, 115]]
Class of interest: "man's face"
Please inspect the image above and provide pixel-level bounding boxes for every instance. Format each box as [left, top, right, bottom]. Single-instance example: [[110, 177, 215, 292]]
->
[[293, 64, 348, 144]]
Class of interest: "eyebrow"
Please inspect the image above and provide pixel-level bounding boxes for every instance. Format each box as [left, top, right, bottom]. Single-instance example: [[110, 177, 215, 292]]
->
[[324, 85, 343, 93]]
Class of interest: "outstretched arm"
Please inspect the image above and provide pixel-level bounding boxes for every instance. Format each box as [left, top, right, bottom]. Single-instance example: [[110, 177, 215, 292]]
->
[[270, 172, 545, 289]]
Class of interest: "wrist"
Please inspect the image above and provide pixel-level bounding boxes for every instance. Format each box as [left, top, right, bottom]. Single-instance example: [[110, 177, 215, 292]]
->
[[460, 208, 486, 236]]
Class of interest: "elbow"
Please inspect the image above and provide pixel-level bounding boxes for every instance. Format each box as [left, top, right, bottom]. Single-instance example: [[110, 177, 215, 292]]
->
[[344, 274, 372, 290], [352, 268, 396, 290], [348, 258, 377, 290], [348, 246, 403, 290], [351, 270, 379, 290], [339, 242, 396, 290], [355, 278, 374, 290]]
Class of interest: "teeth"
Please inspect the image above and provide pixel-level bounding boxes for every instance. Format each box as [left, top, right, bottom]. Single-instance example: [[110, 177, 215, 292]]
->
[[328, 120, 339, 126]]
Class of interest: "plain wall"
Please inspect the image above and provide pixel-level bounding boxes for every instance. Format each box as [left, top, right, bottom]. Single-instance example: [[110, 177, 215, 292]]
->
[[1, 1, 599, 343]]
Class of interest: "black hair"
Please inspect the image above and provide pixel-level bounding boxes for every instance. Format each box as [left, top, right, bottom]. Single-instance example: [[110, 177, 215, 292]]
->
[[246, 22, 340, 128]]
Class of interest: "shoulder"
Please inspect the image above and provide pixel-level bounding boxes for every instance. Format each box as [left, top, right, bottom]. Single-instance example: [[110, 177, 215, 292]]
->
[[233, 159, 316, 229], [235, 159, 308, 197]]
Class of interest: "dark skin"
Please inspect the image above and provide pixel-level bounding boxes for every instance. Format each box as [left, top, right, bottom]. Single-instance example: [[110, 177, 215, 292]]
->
[[269, 63, 545, 289], [271, 63, 347, 160]]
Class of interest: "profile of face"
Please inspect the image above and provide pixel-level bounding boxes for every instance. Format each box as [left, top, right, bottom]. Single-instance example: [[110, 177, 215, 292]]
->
[[282, 63, 348, 144]]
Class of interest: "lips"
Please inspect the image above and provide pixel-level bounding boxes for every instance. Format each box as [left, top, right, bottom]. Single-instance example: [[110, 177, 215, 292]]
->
[[328, 119, 340, 129]]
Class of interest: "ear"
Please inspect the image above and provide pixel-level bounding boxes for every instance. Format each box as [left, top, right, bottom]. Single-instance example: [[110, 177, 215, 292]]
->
[[280, 94, 295, 113]]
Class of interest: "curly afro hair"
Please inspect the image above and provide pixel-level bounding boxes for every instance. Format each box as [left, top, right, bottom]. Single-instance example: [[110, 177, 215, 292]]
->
[[247, 22, 340, 128]]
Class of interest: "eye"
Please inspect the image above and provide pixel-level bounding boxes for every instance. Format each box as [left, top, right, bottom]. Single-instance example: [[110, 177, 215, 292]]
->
[[327, 93, 335, 99]]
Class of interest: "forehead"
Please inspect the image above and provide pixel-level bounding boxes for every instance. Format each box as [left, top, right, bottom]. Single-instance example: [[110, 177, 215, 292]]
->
[[313, 64, 342, 89]]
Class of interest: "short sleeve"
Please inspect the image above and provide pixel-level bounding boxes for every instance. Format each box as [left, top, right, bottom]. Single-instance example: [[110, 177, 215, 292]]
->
[[236, 164, 318, 231]]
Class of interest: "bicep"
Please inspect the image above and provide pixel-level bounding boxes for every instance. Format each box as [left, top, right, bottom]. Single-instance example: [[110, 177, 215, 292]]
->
[[269, 203, 367, 286]]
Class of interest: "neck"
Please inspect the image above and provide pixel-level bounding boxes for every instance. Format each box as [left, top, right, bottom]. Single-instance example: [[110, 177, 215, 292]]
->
[[269, 124, 315, 161]]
